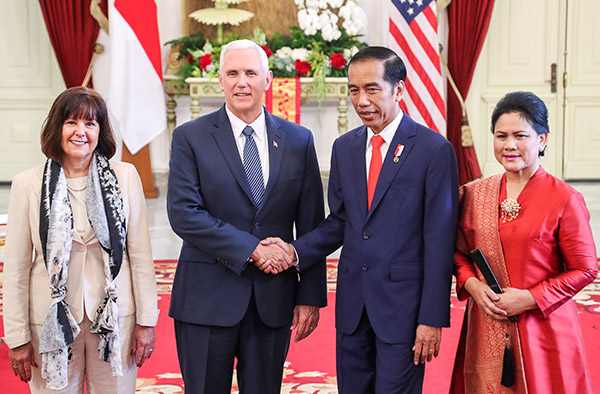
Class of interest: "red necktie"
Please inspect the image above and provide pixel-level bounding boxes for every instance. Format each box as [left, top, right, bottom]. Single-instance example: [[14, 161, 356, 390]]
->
[[367, 135, 384, 210]]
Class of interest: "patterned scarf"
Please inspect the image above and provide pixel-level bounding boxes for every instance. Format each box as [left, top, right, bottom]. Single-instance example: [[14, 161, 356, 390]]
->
[[453, 175, 527, 393], [39, 152, 126, 389]]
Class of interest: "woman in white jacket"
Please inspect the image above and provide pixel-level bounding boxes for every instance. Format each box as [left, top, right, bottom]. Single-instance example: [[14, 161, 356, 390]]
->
[[3, 87, 159, 393]]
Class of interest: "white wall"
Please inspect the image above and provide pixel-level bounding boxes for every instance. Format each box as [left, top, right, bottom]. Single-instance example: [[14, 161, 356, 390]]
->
[[0, 0, 65, 182]]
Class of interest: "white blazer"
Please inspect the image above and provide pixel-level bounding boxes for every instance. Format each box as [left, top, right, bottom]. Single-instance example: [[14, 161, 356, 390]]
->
[[2, 161, 159, 349]]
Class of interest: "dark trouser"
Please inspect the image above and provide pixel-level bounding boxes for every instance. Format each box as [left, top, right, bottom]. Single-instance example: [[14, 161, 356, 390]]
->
[[174, 295, 291, 394], [336, 308, 425, 394]]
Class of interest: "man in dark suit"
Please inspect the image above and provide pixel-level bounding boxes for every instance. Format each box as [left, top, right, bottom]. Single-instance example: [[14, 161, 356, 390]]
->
[[166, 39, 326, 394], [261, 46, 459, 393]]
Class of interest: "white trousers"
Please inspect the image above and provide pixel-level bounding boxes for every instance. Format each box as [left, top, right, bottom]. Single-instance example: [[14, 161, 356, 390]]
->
[[28, 315, 138, 394]]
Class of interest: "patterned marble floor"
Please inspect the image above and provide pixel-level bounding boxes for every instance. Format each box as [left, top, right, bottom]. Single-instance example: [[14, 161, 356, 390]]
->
[[0, 179, 599, 394]]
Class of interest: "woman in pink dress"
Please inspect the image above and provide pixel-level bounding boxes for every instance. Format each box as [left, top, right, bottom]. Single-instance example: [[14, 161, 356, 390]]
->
[[450, 91, 597, 394]]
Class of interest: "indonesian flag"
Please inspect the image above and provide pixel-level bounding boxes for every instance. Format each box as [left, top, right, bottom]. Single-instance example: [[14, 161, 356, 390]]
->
[[107, 0, 166, 155]]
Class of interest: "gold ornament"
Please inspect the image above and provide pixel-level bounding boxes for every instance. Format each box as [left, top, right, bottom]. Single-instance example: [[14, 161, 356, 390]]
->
[[500, 198, 521, 223]]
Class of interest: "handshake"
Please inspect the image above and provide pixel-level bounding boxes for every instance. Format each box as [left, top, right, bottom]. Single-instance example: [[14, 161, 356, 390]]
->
[[250, 237, 297, 274]]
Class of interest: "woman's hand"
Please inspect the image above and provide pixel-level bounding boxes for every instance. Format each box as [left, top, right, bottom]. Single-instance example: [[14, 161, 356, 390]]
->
[[131, 325, 155, 367], [464, 277, 508, 320], [9, 342, 37, 382], [495, 287, 538, 316]]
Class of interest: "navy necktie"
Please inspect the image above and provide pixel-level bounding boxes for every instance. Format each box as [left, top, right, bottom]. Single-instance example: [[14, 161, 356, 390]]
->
[[242, 125, 265, 207]]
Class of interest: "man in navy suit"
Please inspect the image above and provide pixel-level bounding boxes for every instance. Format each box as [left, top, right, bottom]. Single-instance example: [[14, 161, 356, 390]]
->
[[262, 46, 459, 393], [166, 39, 326, 394]]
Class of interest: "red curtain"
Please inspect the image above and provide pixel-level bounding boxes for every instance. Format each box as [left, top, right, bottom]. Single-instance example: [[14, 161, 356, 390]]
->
[[446, 0, 495, 185], [39, 0, 101, 88]]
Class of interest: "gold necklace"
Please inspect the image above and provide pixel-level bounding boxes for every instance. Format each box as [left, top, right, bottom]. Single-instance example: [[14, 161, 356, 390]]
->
[[500, 198, 521, 222]]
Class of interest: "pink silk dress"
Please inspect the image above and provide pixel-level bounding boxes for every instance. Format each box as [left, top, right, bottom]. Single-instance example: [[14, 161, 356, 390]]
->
[[451, 167, 598, 394]]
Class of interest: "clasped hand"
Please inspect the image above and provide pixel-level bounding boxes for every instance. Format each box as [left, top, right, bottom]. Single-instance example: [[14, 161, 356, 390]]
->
[[464, 277, 537, 320], [251, 237, 296, 274]]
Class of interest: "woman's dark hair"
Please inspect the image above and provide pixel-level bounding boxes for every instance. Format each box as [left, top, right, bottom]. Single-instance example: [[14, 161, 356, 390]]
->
[[490, 91, 549, 156], [348, 46, 407, 88], [41, 87, 116, 161]]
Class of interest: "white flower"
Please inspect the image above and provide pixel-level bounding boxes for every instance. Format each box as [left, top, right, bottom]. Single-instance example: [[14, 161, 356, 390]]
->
[[190, 49, 204, 58], [298, 8, 320, 36], [339, 1, 367, 36], [343, 46, 359, 61], [297, 8, 309, 25], [285, 63, 295, 73], [325, 59, 333, 76], [322, 27, 342, 41], [306, 0, 320, 9], [296, 0, 367, 38], [202, 41, 213, 53], [343, 48, 352, 61], [252, 27, 267, 46], [206, 64, 216, 73], [327, 0, 344, 8], [275, 46, 293, 58], [272, 56, 293, 71], [320, 9, 339, 26], [273, 47, 292, 59], [338, 3, 351, 19], [291, 48, 310, 61], [319, 10, 341, 41], [352, 3, 368, 25]]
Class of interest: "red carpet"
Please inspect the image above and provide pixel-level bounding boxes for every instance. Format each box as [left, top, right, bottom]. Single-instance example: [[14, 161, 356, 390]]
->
[[1, 260, 599, 393]]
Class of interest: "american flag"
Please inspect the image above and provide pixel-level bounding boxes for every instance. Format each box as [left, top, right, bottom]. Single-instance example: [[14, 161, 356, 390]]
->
[[389, 0, 446, 135]]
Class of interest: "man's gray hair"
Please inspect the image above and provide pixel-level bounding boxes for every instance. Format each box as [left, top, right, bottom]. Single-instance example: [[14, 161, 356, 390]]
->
[[219, 39, 269, 74]]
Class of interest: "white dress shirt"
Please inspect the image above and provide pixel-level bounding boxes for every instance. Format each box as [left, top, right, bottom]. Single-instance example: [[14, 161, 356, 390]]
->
[[365, 111, 403, 183], [226, 106, 269, 188]]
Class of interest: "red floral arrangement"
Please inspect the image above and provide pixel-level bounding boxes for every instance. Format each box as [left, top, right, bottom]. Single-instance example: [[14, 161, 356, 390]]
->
[[261, 44, 273, 58], [187, 54, 194, 64], [295, 59, 311, 76], [330, 53, 346, 70], [198, 53, 212, 70]]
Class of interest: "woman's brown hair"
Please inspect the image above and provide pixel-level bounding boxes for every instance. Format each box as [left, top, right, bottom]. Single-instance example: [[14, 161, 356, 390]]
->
[[41, 87, 116, 161]]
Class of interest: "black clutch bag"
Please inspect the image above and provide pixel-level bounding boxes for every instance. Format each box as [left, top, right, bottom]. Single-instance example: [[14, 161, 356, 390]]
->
[[469, 248, 518, 323]]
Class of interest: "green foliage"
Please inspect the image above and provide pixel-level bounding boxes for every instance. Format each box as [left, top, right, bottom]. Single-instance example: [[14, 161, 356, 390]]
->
[[267, 31, 294, 52], [165, 34, 206, 60], [308, 46, 328, 102], [290, 26, 313, 48], [166, 26, 367, 99]]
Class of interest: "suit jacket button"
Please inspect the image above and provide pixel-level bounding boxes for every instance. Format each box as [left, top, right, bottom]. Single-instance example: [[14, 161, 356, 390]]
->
[[254, 222, 260, 229], [362, 232, 370, 240], [362, 264, 369, 271]]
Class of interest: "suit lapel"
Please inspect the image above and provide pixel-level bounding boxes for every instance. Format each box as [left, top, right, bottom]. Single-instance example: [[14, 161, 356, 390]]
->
[[260, 111, 285, 212], [367, 114, 416, 221], [350, 126, 369, 222], [211, 106, 255, 205]]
